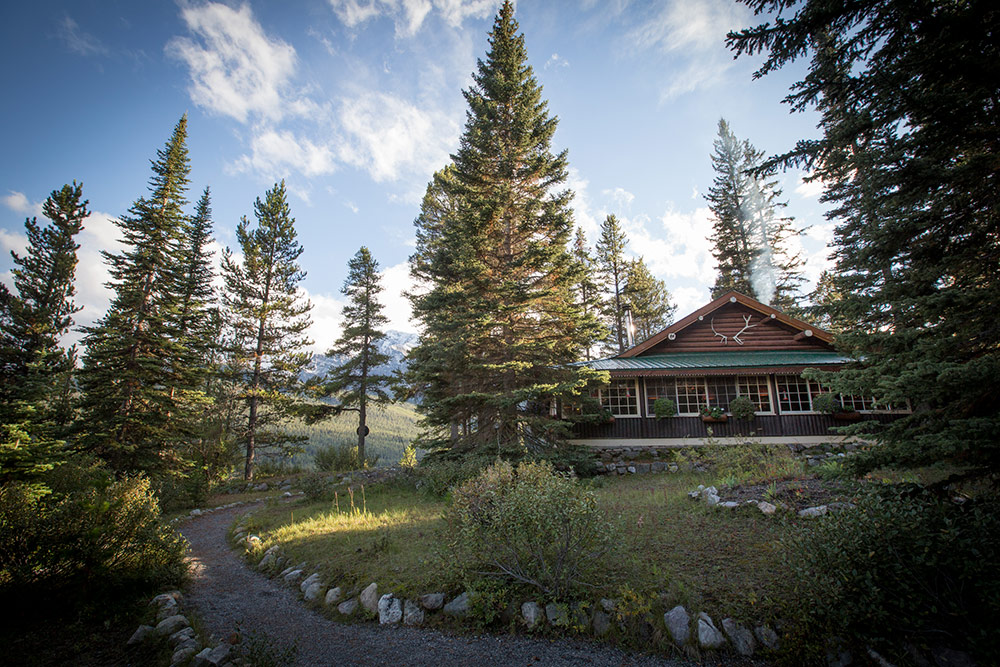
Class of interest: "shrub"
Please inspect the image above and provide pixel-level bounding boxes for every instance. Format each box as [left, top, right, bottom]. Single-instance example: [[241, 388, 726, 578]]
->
[[705, 440, 801, 485], [414, 455, 493, 497], [783, 486, 1000, 661], [313, 443, 378, 473], [811, 392, 844, 415], [728, 396, 756, 421], [298, 473, 335, 501], [0, 475, 187, 594], [653, 397, 677, 418], [449, 460, 620, 598]]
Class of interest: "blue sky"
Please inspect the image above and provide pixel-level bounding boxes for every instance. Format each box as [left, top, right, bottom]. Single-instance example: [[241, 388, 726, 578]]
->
[[0, 1, 832, 351]]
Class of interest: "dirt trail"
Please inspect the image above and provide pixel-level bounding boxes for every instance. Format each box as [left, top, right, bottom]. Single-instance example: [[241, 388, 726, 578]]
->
[[179, 503, 697, 667]]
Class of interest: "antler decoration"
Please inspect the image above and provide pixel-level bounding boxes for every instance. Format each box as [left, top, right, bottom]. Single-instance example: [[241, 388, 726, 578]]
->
[[733, 315, 759, 345], [711, 318, 728, 345]]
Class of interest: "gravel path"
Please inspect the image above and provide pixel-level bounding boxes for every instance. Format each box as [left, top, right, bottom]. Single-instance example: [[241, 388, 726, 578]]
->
[[179, 503, 699, 667]]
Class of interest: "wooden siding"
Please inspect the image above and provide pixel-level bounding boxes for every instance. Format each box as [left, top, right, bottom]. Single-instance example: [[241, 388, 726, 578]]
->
[[641, 303, 830, 355], [573, 413, 901, 440]]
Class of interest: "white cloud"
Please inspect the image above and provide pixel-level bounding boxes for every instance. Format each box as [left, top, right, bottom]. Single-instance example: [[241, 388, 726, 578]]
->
[[603, 186, 634, 209], [545, 53, 569, 69], [329, 0, 496, 35], [672, 285, 709, 319], [167, 3, 299, 124], [230, 129, 337, 179], [379, 261, 418, 333], [795, 174, 826, 199], [57, 16, 109, 57], [3, 191, 43, 217], [624, 206, 716, 285], [337, 91, 460, 182], [306, 291, 347, 352], [70, 211, 124, 342], [0, 228, 27, 256]]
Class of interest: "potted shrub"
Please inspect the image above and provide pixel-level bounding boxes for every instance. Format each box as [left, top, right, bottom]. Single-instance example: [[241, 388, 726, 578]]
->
[[729, 396, 756, 421], [699, 405, 727, 423], [812, 392, 862, 421], [653, 397, 677, 419]]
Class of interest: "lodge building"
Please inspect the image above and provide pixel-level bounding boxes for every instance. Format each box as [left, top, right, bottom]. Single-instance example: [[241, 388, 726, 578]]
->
[[570, 291, 906, 447]]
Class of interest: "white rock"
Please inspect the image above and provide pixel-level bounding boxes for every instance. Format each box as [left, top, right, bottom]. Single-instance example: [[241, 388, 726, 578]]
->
[[189, 509, 202, 517], [758, 501, 778, 515], [155, 615, 190, 636], [722, 618, 756, 656], [443, 591, 471, 617], [798, 505, 828, 518], [283, 569, 303, 584], [171, 646, 199, 666], [300, 572, 321, 593], [418, 592, 445, 610], [303, 580, 325, 601], [338, 598, 359, 615], [697, 612, 726, 649], [705, 493, 721, 506], [360, 582, 379, 614], [403, 599, 425, 625], [719, 501, 739, 508], [664, 605, 690, 645], [169, 627, 196, 643], [325, 587, 342, 605], [378, 594, 403, 624], [522, 601, 542, 629]]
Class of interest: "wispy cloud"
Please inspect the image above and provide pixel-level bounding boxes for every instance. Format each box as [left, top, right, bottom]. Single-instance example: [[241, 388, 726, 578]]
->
[[795, 174, 825, 199], [329, 0, 497, 36], [57, 16, 109, 57], [545, 53, 569, 69], [603, 186, 634, 209], [167, 3, 300, 124], [3, 190, 43, 217], [229, 129, 338, 179]]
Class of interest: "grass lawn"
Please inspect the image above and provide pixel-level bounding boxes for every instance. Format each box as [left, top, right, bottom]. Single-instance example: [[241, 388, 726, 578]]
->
[[236, 460, 811, 623]]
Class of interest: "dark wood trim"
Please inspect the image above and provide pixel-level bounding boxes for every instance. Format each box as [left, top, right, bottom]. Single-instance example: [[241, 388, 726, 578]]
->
[[572, 413, 901, 440]]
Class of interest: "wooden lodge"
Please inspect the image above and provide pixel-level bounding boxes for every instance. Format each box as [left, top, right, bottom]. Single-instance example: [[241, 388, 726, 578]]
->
[[570, 291, 906, 447]]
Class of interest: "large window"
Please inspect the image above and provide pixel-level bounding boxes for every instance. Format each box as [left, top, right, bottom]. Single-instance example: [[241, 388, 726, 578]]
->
[[737, 375, 774, 413], [597, 379, 640, 417], [645, 378, 676, 416], [775, 375, 821, 413], [706, 378, 738, 411], [675, 377, 707, 415]]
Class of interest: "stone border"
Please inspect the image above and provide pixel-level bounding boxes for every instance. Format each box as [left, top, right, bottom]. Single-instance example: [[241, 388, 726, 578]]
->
[[127, 590, 235, 667]]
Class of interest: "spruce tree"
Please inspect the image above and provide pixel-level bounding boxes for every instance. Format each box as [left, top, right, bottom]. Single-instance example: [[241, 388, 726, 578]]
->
[[323, 247, 393, 465], [78, 117, 194, 473], [595, 214, 629, 354], [407, 0, 603, 452], [705, 118, 803, 308], [174, 187, 217, 379], [729, 0, 1000, 477], [221, 181, 312, 480], [624, 257, 675, 345], [572, 227, 604, 360]]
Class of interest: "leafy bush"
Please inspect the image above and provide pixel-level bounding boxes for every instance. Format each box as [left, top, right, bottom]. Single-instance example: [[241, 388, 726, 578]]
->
[[313, 443, 378, 473], [414, 455, 493, 497], [449, 460, 620, 598], [814, 459, 848, 481], [0, 475, 187, 594], [783, 486, 1000, 661], [653, 397, 677, 418], [728, 396, 756, 421]]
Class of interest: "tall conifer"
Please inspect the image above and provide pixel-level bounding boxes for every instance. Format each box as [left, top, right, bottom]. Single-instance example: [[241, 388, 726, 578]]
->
[[572, 227, 604, 360], [624, 257, 675, 345], [221, 181, 312, 480], [595, 214, 629, 354], [407, 0, 602, 452]]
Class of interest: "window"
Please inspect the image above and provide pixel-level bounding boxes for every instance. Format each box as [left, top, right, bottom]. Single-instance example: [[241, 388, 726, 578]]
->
[[737, 375, 773, 413], [675, 377, 707, 415], [706, 378, 738, 410], [775, 375, 820, 412], [598, 379, 640, 417], [840, 394, 876, 412], [645, 378, 676, 415]]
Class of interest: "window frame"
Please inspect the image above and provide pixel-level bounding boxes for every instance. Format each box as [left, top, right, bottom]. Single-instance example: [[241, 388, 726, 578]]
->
[[595, 378, 642, 418]]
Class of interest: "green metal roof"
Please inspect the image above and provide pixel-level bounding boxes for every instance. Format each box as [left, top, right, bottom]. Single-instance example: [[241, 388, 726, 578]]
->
[[577, 350, 851, 372]]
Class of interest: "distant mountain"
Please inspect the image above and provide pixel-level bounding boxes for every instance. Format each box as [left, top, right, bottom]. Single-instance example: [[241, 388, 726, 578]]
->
[[301, 329, 419, 382]]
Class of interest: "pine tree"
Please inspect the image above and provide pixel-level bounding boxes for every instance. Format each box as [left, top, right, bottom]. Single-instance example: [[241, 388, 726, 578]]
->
[[572, 227, 604, 360], [174, 187, 217, 379], [0, 183, 86, 490], [705, 118, 803, 308], [729, 0, 1000, 477], [407, 0, 603, 452], [595, 214, 629, 354], [221, 181, 312, 480], [78, 117, 194, 473], [624, 257, 675, 345], [323, 247, 393, 465]]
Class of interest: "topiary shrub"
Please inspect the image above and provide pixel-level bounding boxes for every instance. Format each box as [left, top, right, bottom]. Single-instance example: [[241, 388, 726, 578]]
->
[[653, 397, 677, 418], [783, 485, 1000, 662], [449, 460, 620, 598], [728, 396, 756, 421]]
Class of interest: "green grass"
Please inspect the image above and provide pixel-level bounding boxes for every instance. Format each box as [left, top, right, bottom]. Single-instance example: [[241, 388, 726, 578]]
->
[[242, 467, 802, 622], [283, 402, 421, 469]]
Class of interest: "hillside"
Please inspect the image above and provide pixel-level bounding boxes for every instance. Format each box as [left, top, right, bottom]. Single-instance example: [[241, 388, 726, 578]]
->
[[284, 401, 421, 468]]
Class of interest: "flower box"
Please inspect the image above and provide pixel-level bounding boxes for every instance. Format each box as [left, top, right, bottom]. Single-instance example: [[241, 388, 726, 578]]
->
[[700, 415, 728, 424]]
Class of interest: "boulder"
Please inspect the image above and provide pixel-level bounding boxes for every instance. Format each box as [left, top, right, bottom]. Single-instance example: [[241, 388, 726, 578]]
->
[[191, 643, 231, 667], [325, 587, 342, 605], [171, 646, 199, 666], [697, 612, 726, 649], [403, 599, 424, 626], [664, 605, 690, 645], [443, 591, 470, 617], [719, 501, 739, 509], [300, 573, 321, 593], [798, 505, 828, 518], [127, 625, 156, 645], [722, 618, 756, 656], [754, 625, 780, 651], [174, 638, 199, 654], [360, 582, 379, 614], [418, 592, 445, 610], [704, 493, 721, 506], [151, 591, 182, 606], [378, 594, 402, 624], [257, 552, 277, 570], [758, 501, 778, 515], [337, 598, 359, 615], [592, 610, 611, 636], [282, 569, 303, 584], [156, 614, 190, 636], [157, 600, 179, 621], [303, 580, 325, 602], [545, 602, 569, 627], [169, 627, 196, 644], [190, 509, 202, 517], [521, 601, 542, 629]]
